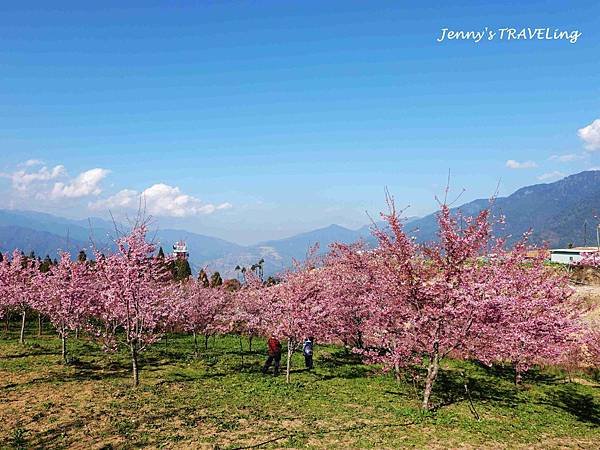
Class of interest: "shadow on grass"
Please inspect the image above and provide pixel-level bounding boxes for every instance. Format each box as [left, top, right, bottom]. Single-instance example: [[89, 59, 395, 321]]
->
[[69, 358, 131, 380], [313, 350, 373, 380], [155, 370, 233, 385], [406, 366, 598, 423], [384, 368, 521, 411], [318, 349, 363, 367], [540, 384, 600, 425], [0, 350, 57, 359], [431, 370, 519, 411], [1, 358, 131, 390], [28, 417, 88, 449], [474, 361, 561, 385]]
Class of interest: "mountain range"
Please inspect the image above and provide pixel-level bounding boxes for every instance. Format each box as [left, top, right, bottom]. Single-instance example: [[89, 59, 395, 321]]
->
[[1, 170, 599, 277], [407, 170, 600, 247]]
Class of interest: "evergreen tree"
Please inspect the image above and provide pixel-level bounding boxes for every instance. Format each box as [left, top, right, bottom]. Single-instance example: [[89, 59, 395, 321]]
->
[[210, 271, 223, 288], [223, 278, 241, 292], [265, 276, 280, 286], [78, 250, 87, 262], [198, 269, 210, 287], [40, 255, 52, 273], [172, 258, 192, 281], [157, 246, 165, 259]]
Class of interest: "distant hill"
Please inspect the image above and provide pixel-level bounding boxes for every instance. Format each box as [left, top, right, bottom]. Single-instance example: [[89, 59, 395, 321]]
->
[[0, 209, 246, 274], [408, 170, 600, 247], [1, 170, 598, 276], [0, 225, 87, 259], [0, 209, 393, 277]]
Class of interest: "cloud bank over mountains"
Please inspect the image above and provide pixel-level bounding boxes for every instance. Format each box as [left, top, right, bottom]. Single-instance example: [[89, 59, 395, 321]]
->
[[89, 183, 232, 217], [1, 161, 231, 218]]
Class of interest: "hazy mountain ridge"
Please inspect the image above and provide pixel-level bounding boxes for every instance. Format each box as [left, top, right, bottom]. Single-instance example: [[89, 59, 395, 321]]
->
[[0, 209, 382, 277], [1, 171, 599, 276], [409, 170, 600, 247]]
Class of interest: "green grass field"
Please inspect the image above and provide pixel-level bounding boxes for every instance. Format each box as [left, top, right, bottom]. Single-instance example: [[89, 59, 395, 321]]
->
[[1, 326, 599, 449]]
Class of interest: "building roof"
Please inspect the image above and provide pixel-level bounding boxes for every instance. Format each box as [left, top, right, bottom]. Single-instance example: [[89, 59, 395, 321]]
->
[[550, 247, 598, 253]]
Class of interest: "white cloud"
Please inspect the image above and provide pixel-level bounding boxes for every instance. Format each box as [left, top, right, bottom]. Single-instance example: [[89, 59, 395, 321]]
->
[[23, 159, 44, 167], [537, 171, 565, 181], [1, 163, 111, 202], [506, 159, 538, 169], [549, 153, 584, 163], [50, 168, 110, 199], [91, 188, 139, 209], [90, 183, 232, 217], [578, 119, 600, 151], [5, 165, 66, 192]]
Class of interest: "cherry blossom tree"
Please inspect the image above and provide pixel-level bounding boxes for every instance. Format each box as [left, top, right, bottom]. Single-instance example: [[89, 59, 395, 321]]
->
[[580, 321, 600, 369], [34, 252, 95, 363], [264, 258, 329, 382], [471, 242, 578, 383], [0, 252, 10, 328], [578, 250, 600, 267], [321, 194, 578, 409], [230, 273, 271, 352], [320, 242, 379, 351], [91, 221, 179, 386], [180, 280, 230, 356], [0, 250, 40, 344]]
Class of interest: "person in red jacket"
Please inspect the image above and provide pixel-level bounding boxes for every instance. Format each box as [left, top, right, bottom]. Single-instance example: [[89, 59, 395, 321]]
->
[[262, 334, 282, 376]]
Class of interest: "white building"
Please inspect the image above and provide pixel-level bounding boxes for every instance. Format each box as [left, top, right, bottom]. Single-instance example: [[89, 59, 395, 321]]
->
[[549, 247, 598, 265], [173, 241, 189, 260]]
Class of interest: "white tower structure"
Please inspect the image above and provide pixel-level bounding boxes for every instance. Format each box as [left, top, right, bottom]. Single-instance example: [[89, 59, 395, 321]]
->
[[173, 241, 189, 260]]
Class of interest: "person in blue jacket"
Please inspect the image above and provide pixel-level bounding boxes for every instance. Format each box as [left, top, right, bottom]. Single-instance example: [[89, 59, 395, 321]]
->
[[303, 337, 314, 370]]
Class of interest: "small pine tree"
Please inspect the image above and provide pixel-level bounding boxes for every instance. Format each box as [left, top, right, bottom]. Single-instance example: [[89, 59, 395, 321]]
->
[[40, 255, 52, 273], [157, 246, 165, 259], [198, 269, 210, 287], [78, 250, 87, 262], [173, 258, 192, 281], [210, 271, 223, 288], [265, 276, 280, 286], [223, 278, 242, 292]]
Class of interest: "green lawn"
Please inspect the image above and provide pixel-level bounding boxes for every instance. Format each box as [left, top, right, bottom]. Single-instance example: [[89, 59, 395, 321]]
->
[[1, 326, 599, 449]]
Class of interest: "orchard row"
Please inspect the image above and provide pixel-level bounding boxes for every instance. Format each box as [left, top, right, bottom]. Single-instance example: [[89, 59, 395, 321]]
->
[[1, 197, 598, 410]]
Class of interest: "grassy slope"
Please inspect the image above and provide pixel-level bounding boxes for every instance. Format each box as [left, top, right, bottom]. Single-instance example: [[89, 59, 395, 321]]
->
[[1, 328, 599, 449]]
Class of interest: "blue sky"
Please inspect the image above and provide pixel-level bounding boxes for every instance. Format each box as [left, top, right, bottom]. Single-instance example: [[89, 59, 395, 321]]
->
[[0, 1, 599, 244]]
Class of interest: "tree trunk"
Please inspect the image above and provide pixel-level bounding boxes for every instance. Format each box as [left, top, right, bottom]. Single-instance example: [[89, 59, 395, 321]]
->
[[130, 342, 140, 387], [75, 328, 79, 340], [422, 343, 440, 410], [239, 335, 243, 352], [394, 360, 401, 383], [286, 339, 293, 383], [248, 336, 253, 352], [515, 368, 522, 386], [19, 310, 26, 345], [4, 315, 8, 332], [37, 314, 43, 337], [193, 331, 198, 358], [355, 331, 364, 350], [61, 333, 68, 364], [204, 334, 209, 350]]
